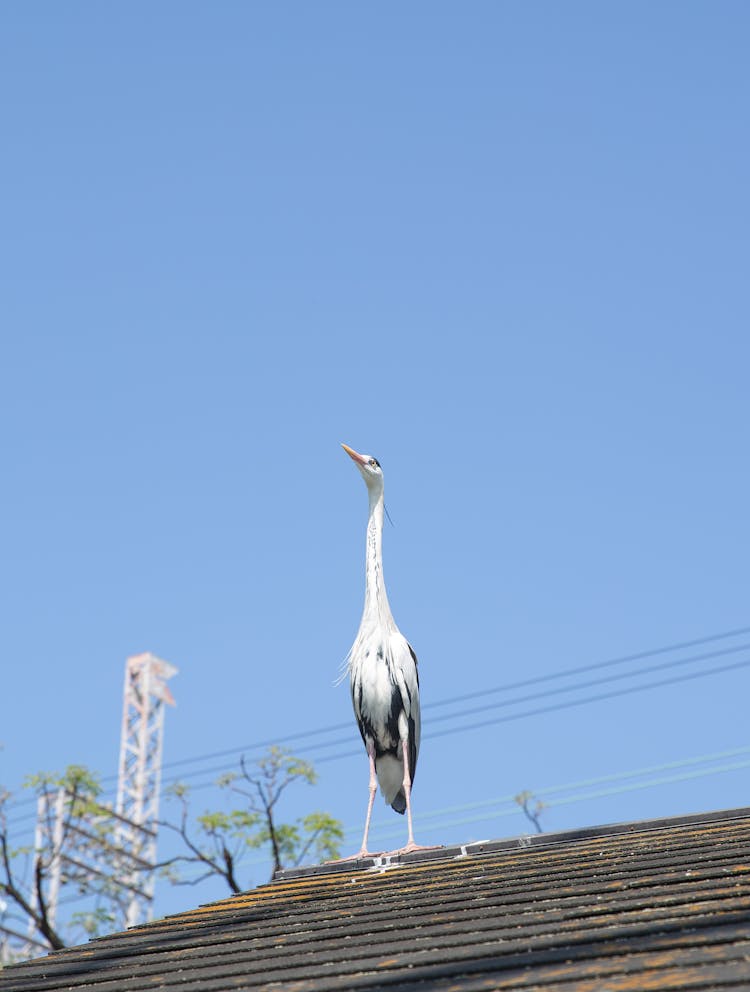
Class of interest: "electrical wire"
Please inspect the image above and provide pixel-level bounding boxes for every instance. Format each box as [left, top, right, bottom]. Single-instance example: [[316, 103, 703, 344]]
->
[[5, 631, 750, 937], [388, 745, 750, 825], [95, 653, 750, 804], [5, 626, 750, 827], [426, 624, 750, 708], [187, 744, 750, 876], [158, 623, 750, 774], [129, 637, 750, 784]]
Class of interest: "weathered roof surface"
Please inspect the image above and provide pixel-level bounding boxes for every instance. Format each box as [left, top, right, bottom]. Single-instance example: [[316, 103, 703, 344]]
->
[[3, 806, 750, 991]]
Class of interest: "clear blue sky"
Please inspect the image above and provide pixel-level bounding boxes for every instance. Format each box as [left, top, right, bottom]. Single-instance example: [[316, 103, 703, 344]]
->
[[2, 3, 749, 918]]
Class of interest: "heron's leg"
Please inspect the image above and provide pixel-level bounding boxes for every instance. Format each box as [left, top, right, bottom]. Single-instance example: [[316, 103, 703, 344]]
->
[[397, 732, 439, 856], [357, 742, 378, 857], [326, 743, 381, 863], [401, 734, 417, 848]]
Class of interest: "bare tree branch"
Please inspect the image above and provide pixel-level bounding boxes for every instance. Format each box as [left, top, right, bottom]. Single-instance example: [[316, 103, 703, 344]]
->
[[514, 791, 545, 834], [0, 828, 65, 950], [1, 748, 342, 958]]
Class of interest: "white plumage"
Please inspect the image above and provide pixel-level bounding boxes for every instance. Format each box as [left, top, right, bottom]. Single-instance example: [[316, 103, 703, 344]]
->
[[342, 443, 424, 857], [349, 618, 420, 811]]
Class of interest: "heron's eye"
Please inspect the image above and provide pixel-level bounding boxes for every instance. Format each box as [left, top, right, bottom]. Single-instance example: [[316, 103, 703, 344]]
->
[[369, 458, 380, 469]]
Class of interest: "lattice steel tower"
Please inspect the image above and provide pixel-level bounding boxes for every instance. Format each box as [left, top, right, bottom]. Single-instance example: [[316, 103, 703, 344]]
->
[[115, 651, 178, 927]]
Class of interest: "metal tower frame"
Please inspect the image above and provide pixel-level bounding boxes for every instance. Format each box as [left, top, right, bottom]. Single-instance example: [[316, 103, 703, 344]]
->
[[115, 652, 178, 928], [23, 786, 152, 949], [2, 652, 177, 960], [17, 788, 66, 960]]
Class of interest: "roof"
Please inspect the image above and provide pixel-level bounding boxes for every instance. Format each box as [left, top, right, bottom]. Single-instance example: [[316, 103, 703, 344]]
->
[[3, 806, 750, 991]]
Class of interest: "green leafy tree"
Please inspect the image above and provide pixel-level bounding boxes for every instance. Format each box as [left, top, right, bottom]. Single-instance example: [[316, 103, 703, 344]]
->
[[0, 748, 342, 959], [0, 766, 121, 954], [158, 746, 343, 889]]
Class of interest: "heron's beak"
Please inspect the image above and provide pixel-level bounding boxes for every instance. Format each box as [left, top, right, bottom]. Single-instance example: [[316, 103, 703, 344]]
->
[[341, 443, 367, 466]]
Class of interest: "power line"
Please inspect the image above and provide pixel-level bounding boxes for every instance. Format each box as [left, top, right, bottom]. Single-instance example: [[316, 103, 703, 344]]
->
[[8, 631, 749, 937], [158, 623, 750, 775], [312, 654, 750, 764], [424, 654, 750, 741], [425, 641, 750, 727], [26, 745, 750, 912], [7, 650, 749, 836], [185, 745, 750, 878], [371, 755, 750, 842], [6, 626, 750, 826], [131, 653, 750, 798], [426, 624, 750, 710], [392, 745, 750, 826], [146, 635, 750, 784], [121, 651, 750, 791]]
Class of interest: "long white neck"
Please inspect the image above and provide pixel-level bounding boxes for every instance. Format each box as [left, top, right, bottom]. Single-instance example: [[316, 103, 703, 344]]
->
[[363, 487, 394, 628]]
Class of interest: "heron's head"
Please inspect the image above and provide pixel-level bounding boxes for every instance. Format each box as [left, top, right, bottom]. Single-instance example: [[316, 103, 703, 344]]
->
[[342, 443, 384, 494]]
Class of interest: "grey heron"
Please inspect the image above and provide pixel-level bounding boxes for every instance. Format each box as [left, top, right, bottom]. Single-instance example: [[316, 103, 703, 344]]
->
[[341, 443, 427, 857]]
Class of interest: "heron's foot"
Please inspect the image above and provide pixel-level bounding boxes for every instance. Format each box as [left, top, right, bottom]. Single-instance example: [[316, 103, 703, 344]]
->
[[396, 841, 442, 855], [325, 849, 385, 864]]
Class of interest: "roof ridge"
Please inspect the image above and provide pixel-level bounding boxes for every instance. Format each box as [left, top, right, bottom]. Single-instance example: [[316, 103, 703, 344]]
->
[[271, 804, 750, 882]]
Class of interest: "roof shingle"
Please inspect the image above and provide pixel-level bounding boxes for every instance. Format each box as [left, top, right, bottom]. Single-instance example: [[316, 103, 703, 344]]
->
[[3, 807, 749, 991]]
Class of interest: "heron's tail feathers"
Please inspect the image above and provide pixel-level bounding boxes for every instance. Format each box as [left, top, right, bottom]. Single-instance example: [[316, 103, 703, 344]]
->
[[376, 754, 406, 812]]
